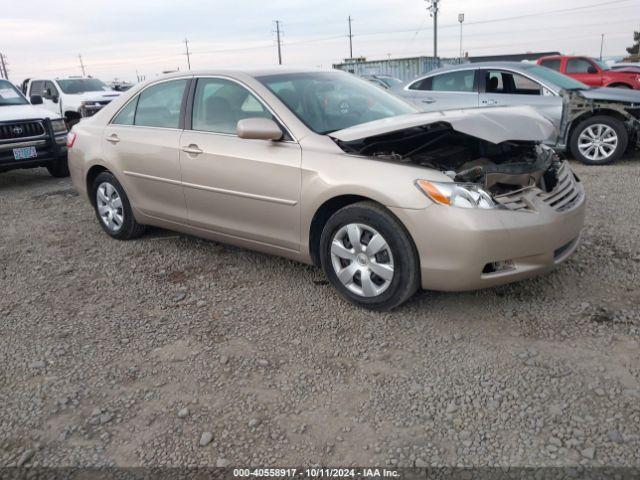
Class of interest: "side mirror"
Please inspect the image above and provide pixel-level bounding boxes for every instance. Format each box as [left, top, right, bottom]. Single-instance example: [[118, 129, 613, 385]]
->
[[236, 118, 283, 141], [30, 95, 43, 105], [587, 66, 598, 74], [51, 95, 59, 103]]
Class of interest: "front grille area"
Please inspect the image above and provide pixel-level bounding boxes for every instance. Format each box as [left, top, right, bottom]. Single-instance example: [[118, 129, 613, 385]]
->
[[0, 121, 45, 141], [538, 162, 582, 212], [494, 162, 582, 213]]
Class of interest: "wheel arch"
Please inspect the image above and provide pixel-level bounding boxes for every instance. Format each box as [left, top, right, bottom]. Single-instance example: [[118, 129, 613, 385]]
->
[[568, 109, 628, 144], [604, 82, 633, 89], [308, 194, 418, 268], [86, 164, 110, 206]]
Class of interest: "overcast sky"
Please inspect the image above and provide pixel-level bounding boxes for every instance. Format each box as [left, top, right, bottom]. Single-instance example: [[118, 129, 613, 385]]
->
[[1, 0, 638, 83]]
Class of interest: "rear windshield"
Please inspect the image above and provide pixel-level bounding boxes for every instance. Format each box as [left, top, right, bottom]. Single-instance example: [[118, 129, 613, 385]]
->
[[256, 71, 416, 134], [0, 80, 28, 106], [57, 78, 111, 94]]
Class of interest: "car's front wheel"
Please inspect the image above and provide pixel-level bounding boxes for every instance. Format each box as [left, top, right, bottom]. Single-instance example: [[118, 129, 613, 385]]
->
[[92, 172, 145, 240], [570, 115, 628, 165], [319, 201, 420, 311]]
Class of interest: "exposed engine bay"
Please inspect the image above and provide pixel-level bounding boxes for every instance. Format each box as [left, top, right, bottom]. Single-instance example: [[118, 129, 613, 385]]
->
[[335, 121, 563, 196]]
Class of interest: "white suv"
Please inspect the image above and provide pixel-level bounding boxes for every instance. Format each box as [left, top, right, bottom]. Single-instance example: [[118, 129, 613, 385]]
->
[[22, 76, 121, 127], [0, 79, 69, 177]]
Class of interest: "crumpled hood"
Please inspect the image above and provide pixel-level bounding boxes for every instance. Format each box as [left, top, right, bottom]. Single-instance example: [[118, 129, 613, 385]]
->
[[576, 86, 640, 104], [329, 106, 555, 144], [0, 104, 62, 121]]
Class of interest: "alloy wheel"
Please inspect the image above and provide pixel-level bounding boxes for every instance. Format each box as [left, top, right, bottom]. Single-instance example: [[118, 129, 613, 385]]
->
[[96, 182, 124, 232], [330, 223, 395, 297], [577, 124, 618, 162]]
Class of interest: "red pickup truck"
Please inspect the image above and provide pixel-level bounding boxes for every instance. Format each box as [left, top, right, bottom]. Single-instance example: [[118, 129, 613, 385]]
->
[[537, 55, 640, 90]]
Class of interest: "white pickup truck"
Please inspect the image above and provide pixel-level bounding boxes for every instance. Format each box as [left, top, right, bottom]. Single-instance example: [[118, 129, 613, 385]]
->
[[0, 79, 69, 177], [21, 76, 121, 128]]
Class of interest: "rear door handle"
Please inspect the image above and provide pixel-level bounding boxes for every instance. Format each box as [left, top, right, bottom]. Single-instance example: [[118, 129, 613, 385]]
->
[[181, 144, 203, 155], [106, 134, 120, 144], [421, 98, 436, 104], [481, 99, 498, 105]]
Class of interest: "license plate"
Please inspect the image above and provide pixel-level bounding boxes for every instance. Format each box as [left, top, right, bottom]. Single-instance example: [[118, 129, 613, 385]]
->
[[13, 146, 37, 160]]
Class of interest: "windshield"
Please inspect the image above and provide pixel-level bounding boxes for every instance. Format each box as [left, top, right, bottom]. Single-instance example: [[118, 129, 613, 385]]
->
[[57, 78, 110, 94], [256, 71, 416, 134], [0, 80, 28, 106], [524, 65, 589, 90]]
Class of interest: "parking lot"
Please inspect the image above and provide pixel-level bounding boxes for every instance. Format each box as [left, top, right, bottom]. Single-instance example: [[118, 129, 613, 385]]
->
[[1, 153, 639, 468]]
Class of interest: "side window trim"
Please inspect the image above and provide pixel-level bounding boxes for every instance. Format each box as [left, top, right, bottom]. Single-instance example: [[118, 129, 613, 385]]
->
[[187, 75, 296, 142], [109, 76, 192, 129]]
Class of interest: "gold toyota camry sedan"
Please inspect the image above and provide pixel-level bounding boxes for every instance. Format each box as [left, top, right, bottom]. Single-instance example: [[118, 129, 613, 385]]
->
[[68, 69, 586, 310]]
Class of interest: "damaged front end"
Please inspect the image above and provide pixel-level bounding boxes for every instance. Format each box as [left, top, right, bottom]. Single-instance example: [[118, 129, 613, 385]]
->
[[332, 115, 582, 213]]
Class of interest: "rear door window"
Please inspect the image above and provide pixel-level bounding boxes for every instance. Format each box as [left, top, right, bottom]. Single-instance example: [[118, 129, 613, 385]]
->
[[430, 70, 476, 92], [134, 79, 188, 129]]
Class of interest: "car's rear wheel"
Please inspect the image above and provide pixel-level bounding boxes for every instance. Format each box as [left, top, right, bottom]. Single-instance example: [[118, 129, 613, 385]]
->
[[46, 158, 70, 177], [319, 201, 420, 311], [570, 115, 627, 165], [92, 172, 145, 240]]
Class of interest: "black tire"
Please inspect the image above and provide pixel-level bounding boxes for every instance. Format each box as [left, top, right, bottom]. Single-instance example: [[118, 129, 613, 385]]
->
[[46, 158, 70, 178], [570, 115, 628, 165], [91, 171, 145, 240], [319, 201, 420, 311]]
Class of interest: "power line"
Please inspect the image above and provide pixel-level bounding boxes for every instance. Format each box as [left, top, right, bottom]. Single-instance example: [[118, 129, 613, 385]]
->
[[184, 38, 191, 70]]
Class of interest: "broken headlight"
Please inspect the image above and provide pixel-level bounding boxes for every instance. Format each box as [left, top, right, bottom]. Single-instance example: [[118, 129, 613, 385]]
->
[[416, 180, 498, 209]]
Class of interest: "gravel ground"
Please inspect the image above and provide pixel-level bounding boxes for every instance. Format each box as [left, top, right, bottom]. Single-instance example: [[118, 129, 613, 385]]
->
[[1, 153, 639, 469]]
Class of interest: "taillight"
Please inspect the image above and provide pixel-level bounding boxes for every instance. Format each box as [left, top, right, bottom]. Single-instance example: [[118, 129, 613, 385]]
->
[[66, 131, 77, 148]]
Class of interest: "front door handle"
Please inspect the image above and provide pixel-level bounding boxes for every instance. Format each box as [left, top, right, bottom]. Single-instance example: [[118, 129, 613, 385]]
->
[[481, 99, 498, 105], [106, 134, 120, 144], [181, 144, 203, 155], [421, 98, 436, 104]]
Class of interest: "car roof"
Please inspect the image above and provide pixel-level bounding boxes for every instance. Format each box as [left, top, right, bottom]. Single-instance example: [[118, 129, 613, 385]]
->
[[419, 61, 539, 77], [157, 67, 336, 80]]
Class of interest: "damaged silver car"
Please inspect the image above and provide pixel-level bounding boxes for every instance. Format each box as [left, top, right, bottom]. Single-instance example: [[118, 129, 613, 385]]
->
[[397, 62, 640, 165]]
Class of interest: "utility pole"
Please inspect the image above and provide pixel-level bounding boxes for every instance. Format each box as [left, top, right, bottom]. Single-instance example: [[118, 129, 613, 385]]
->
[[0, 53, 7, 79], [274, 20, 283, 65], [599, 33, 604, 60], [426, 0, 440, 60], [458, 13, 465, 62], [78, 54, 86, 76], [348, 15, 354, 60], [184, 38, 191, 70]]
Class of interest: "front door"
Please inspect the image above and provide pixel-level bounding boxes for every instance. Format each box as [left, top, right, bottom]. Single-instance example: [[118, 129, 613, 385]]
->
[[101, 78, 189, 222], [179, 77, 301, 251], [565, 58, 603, 87], [478, 69, 563, 143]]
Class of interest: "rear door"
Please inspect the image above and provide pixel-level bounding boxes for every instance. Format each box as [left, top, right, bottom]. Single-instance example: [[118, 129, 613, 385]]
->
[[478, 69, 562, 141], [101, 78, 190, 222], [402, 69, 479, 112]]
